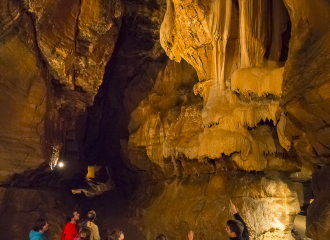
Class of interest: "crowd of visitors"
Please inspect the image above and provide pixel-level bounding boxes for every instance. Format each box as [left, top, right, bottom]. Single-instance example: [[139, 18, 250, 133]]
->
[[29, 201, 249, 240]]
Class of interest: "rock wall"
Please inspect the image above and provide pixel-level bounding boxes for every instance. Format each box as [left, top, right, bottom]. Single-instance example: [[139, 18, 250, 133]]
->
[[127, 0, 311, 179], [0, 2, 47, 182], [125, 0, 325, 239], [130, 173, 301, 240], [0, 0, 123, 183], [280, 0, 330, 166], [0, 187, 77, 240], [2, 0, 330, 239], [84, 0, 168, 183], [306, 167, 330, 239]]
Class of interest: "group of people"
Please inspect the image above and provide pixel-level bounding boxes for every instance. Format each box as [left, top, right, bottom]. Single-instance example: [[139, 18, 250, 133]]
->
[[29, 200, 249, 240]]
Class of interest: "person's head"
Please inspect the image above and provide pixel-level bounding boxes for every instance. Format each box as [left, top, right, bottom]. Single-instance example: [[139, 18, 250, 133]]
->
[[87, 210, 96, 222], [226, 220, 244, 238], [108, 229, 124, 240], [32, 219, 49, 233], [155, 234, 167, 240], [67, 211, 80, 223], [77, 219, 88, 232], [79, 227, 91, 240]]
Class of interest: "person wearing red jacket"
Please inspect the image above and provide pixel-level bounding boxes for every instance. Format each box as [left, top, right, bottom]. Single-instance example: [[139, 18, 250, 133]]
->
[[61, 211, 80, 240]]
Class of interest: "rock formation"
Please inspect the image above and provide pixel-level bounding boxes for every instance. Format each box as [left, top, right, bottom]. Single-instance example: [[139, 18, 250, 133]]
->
[[0, 187, 77, 239], [131, 173, 301, 240], [0, 0, 123, 183], [0, 1, 47, 182], [306, 166, 330, 239], [1, 0, 330, 239]]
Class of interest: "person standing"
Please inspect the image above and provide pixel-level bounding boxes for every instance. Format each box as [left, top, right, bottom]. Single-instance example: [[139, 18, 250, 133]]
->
[[29, 219, 49, 240], [226, 200, 249, 240], [61, 211, 80, 240], [86, 210, 100, 240]]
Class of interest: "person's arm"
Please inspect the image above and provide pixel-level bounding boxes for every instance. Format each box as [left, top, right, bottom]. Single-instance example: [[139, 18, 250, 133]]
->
[[188, 230, 193, 240], [233, 213, 249, 240], [229, 200, 249, 240], [94, 225, 100, 240]]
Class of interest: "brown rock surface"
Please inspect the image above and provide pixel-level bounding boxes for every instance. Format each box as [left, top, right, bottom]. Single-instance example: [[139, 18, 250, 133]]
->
[[0, 0, 123, 182], [306, 166, 330, 239], [0, 187, 77, 240], [25, 0, 123, 100], [281, 0, 330, 166], [3, 0, 330, 239], [0, 3, 46, 182], [131, 173, 301, 240]]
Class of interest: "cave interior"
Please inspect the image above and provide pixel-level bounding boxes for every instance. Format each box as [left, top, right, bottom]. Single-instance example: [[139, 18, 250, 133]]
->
[[1, 0, 330, 239]]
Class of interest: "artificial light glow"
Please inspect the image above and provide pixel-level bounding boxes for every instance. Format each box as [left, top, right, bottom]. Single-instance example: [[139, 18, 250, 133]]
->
[[58, 162, 64, 168]]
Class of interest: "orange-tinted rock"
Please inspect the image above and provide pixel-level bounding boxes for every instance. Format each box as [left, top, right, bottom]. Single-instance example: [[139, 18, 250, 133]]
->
[[281, 0, 330, 165], [131, 173, 301, 240], [0, 4, 47, 182], [26, 0, 123, 102], [154, 0, 299, 174], [0, 0, 123, 181]]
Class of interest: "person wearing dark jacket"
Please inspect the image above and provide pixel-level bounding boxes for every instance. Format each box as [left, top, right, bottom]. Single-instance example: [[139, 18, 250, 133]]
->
[[226, 200, 249, 240]]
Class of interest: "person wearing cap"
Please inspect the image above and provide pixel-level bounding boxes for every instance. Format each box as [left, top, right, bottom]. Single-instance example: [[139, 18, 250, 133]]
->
[[86, 210, 100, 240]]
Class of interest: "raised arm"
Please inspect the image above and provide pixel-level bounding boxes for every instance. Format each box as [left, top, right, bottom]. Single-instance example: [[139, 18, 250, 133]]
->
[[188, 230, 194, 240], [229, 200, 249, 240]]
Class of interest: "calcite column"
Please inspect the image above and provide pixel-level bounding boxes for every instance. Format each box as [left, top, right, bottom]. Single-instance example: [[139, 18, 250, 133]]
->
[[239, 0, 269, 68]]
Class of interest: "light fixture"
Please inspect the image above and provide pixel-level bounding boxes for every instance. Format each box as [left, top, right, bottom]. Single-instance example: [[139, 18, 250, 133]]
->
[[58, 162, 64, 168]]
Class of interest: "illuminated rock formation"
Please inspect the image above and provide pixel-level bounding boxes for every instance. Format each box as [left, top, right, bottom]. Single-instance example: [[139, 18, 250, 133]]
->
[[125, 1, 316, 238], [128, 0, 303, 176], [24, 0, 122, 100], [0, 2, 47, 181], [131, 173, 301, 240], [0, 0, 122, 182], [280, 0, 330, 167], [2, 0, 330, 239]]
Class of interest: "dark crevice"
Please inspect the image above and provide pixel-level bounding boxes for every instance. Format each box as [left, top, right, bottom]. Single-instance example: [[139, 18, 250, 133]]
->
[[280, 19, 291, 63]]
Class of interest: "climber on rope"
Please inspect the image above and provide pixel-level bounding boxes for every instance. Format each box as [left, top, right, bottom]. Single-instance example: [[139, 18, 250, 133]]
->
[[226, 200, 249, 240]]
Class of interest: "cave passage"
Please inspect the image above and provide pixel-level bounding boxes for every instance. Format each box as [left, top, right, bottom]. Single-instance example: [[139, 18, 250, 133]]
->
[[1, 0, 330, 240]]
